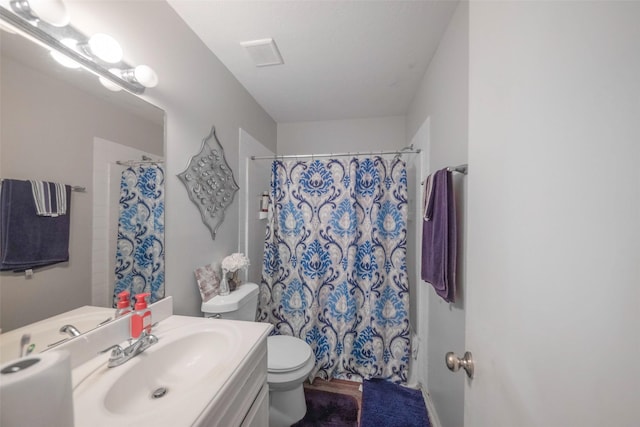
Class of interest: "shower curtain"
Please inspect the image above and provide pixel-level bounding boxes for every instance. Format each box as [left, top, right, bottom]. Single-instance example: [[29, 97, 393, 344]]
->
[[113, 165, 165, 306], [258, 157, 410, 383]]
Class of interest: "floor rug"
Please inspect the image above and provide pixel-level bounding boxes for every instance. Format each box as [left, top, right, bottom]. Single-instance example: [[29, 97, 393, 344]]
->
[[291, 388, 359, 427], [360, 378, 430, 427]]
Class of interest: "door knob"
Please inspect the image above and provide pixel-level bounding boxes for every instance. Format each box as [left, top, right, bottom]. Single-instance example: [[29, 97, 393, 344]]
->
[[445, 351, 474, 379]]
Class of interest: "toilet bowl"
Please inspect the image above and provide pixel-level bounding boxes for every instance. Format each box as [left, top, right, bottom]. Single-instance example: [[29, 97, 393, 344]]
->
[[201, 283, 314, 426], [267, 335, 315, 426]]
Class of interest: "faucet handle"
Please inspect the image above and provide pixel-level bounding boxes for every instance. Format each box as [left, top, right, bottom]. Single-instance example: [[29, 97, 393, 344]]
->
[[138, 330, 159, 345], [99, 344, 124, 358], [145, 333, 159, 345]]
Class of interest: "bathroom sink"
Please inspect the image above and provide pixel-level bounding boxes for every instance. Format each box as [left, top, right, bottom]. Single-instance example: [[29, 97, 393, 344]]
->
[[73, 316, 264, 426], [103, 329, 233, 415]]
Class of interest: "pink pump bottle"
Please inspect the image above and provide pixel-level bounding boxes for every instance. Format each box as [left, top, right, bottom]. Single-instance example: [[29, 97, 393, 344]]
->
[[115, 290, 131, 318], [130, 293, 152, 338]]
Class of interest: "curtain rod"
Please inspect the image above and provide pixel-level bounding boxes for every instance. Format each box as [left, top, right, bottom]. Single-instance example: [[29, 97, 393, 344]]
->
[[1, 179, 86, 193], [116, 160, 164, 166], [251, 148, 421, 161]]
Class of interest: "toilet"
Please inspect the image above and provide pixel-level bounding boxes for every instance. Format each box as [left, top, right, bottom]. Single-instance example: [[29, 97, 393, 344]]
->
[[201, 282, 314, 427]]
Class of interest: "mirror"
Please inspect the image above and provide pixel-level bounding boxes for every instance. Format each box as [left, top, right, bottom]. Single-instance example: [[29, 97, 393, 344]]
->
[[0, 19, 165, 351]]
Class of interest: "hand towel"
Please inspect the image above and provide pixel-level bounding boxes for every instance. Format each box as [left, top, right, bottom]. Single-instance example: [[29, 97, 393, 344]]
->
[[421, 169, 457, 302], [1, 179, 71, 272], [422, 174, 434, 221], [29, 180, 67, 216]]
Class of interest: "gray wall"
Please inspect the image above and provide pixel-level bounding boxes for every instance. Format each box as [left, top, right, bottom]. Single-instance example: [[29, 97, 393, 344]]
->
[[277, 116, 406, 154], [0, 55, 163, 331], [61, 1, 278, 318]]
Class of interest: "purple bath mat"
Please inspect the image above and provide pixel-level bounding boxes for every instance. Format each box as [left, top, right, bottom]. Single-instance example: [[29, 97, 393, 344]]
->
[[361, 378, 430, 427], [291, 388, 359, 427]]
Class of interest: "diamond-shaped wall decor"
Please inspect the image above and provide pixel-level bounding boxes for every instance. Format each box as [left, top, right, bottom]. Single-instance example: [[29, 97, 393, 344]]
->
[[177, 126, 239, 240]]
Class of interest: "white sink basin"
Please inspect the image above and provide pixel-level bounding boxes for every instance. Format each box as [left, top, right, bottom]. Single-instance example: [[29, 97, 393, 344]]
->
[[103, 329, 233, 415], [73, 316, 268, 427]]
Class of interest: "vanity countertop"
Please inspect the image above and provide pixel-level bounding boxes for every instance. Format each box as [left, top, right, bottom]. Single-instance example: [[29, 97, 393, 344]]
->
[[72, 315, 272, 427]]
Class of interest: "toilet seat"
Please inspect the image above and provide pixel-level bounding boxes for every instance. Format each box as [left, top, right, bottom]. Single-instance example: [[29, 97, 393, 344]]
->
[[267, 336, 312, 373]]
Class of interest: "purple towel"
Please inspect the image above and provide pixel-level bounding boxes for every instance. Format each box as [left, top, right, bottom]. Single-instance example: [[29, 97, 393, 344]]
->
[[0, 179, 71, 272], [421, 169, 456, 302]]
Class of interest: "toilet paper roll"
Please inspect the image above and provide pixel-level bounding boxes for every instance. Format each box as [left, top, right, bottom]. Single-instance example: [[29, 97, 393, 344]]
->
[[0, 350, 74, 427]]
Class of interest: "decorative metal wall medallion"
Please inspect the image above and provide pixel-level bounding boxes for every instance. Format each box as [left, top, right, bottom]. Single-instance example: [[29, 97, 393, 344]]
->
[[177, 126, 239, 239]]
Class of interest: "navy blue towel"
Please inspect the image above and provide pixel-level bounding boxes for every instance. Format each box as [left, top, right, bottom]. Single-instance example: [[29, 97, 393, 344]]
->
[[0, 179, 71, 271], [361, 378, 430, 427]]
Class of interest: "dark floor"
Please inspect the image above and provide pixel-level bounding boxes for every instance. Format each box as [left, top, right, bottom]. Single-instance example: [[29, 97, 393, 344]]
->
[[303, 378, 362, 425]]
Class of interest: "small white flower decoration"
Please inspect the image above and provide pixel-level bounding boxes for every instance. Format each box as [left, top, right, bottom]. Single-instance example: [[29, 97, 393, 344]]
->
[[221, 252, 250, 274]]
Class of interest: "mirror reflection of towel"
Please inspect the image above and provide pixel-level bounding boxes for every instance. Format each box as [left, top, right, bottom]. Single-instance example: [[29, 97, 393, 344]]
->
[[29, 180, 67, 216], [421, 169, 457, 302], [0, 179, 71, 272]]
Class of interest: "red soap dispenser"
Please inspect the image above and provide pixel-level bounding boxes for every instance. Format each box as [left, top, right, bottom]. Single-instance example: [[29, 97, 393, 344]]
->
[[131, 293, 152, 338], [115, 290, 131, 318]]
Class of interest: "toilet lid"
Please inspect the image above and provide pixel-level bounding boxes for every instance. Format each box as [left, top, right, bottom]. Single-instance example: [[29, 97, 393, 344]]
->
[[267, 335, 313, 372]]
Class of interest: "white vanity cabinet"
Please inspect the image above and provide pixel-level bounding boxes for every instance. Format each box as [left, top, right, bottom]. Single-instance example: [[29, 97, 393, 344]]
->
[[241, 385, 269, 427], [66, 314, 272, 427], [197, 332, 269, 427]]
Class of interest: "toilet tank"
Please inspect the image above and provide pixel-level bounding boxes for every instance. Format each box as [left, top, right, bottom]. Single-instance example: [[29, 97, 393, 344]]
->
[[201, 282, 259, 321]]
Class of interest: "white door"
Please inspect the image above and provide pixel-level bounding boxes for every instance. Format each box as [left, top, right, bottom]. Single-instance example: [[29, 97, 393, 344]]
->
[[464, 2, 640, 427]]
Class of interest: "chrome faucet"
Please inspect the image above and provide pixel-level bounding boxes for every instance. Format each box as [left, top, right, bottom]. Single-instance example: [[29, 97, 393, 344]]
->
[[99, 330, 159, 368], [59, 324, 81, 337]]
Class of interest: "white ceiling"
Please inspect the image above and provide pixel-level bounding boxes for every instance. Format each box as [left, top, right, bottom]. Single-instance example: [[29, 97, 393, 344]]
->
[[167, 0, 458, 123]]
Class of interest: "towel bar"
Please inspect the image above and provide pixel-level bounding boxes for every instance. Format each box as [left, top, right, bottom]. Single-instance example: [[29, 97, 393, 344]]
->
[[421, 164, 468, 185], [1, 179, 86, 193], [446, 164, 468, 175]]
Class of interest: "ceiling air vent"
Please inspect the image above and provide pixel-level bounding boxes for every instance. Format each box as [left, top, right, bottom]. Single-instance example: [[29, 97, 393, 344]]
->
[[240, 38, 284, 67]]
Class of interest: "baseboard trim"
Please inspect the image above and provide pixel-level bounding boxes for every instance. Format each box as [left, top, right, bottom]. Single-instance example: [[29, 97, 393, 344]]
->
[[421, 388, 442, 427]]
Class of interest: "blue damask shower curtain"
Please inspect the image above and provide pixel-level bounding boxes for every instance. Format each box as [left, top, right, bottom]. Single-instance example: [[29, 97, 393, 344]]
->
[[113, 165, 165, 306], [258, 157, 410, 383]]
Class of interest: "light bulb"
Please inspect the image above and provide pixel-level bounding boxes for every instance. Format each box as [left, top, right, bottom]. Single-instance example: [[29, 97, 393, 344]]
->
[[14, 0, 70, 27], [88, 33, 122, 63], [50, 38, 81, 69], [132, 65, 158, 88], [98, 69, 123, 92], [30, 0, 70, 26], [120, 65, 158, 88]]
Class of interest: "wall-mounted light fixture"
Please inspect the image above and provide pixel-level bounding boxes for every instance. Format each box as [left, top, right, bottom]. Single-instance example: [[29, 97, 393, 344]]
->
[[1, 1, 158, 94]]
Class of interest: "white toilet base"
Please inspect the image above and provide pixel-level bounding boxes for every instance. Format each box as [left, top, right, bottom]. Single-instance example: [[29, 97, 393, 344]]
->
[[268, 383, 307, 427]]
